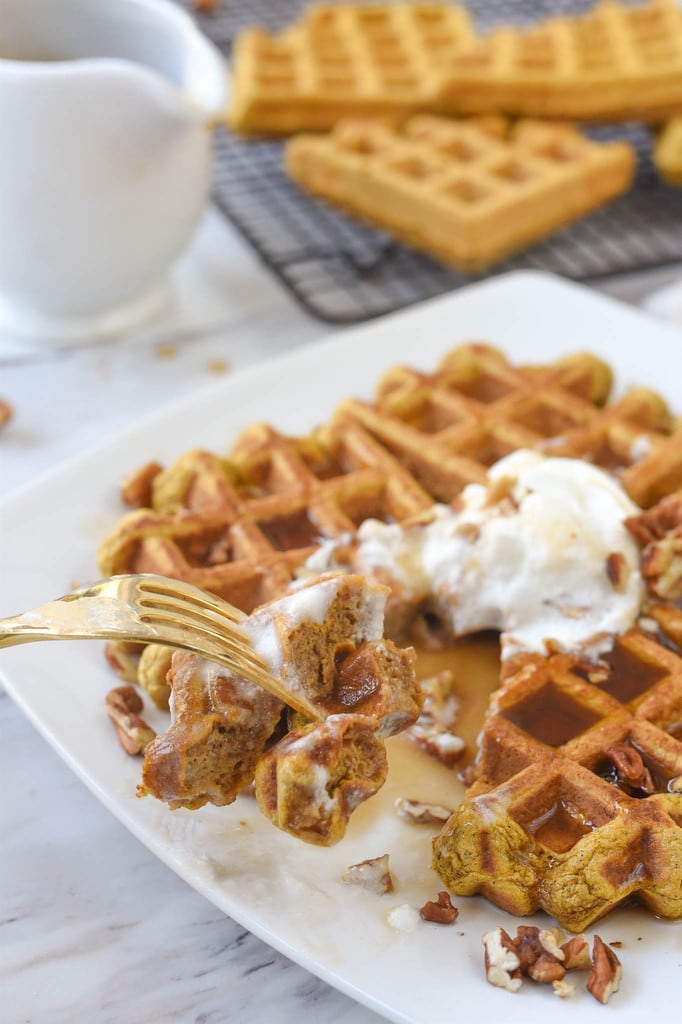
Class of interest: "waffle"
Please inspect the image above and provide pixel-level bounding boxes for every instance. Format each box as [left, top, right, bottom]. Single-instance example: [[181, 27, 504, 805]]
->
[[440, 0, 682, 122], [97, 345, 681, 590], [654, 116, 682, 184], [99, 344, 680, 685], [140, 573, 420, 837], [285, 117, 635, 272], [432, 619, 682, 932], [227, 3, 475, 136], [100, 341, 682, 914]]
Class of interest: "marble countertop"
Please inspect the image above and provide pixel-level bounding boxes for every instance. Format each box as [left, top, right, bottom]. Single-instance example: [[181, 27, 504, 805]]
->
[[2, 205, 682, 1024]]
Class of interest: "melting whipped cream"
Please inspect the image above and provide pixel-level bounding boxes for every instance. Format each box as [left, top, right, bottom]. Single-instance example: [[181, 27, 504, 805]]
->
[[301, 450, 645, 661]]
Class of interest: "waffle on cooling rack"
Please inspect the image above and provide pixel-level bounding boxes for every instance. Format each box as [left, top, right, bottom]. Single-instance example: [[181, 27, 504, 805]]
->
[[228, 3, 475, 136], [440, 0, 682, 122], [285, 116, 635, 272], [100, 343, 682, 913]]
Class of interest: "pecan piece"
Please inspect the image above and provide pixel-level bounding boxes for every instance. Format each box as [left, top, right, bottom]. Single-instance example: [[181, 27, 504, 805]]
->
[[513, 926, 565, 983], [341, 854, 393, 895], [528, 955, 566, 984], [561, 934, 591, 971], [587, 936, 622, 1004], [419, 891, 458, 924], [552, 979, 576, 999], [104, 640, 144, 683], [105, 685, 156, 755], [394, 797, 453, 825], [482, 928, 522, 993], [605, 551, 626, 591], [605, 742, 654, 794]]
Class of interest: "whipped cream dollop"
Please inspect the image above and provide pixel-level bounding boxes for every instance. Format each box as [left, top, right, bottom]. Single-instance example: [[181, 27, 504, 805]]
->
[[301, 450, 645, 661]]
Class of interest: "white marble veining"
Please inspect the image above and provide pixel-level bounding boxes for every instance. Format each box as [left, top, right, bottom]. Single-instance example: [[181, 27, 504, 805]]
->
[[2, 196, 681, 1024]]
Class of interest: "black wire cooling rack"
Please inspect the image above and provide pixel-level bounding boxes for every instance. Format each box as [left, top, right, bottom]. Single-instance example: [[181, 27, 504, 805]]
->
[[185, 0, 682, 323]]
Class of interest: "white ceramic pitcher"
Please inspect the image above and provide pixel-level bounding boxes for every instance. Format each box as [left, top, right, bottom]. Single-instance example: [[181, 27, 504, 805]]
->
[[0, 0, 228, 342]]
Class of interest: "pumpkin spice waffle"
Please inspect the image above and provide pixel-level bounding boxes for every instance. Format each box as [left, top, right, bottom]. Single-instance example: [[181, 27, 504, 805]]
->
[[440, 0, 682, 123], [99, 344, 681, 687], [98, 340, 682, 918], [432, 619, 682, 932], [285, 117, 635, 272], [228, 3, 475, 136]]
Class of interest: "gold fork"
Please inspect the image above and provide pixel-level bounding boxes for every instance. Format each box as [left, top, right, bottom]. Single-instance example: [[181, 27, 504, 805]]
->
[[0, 573, 321, 720]]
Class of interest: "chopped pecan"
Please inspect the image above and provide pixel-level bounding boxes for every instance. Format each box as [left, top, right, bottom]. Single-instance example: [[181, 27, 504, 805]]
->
[[120, 461, 163, 508], [482, 928, 522, 993], [105, 685, 156, 755], [587, 935, 622, 1004], [394, 797, 453, 825], [104, 641, 144, 683], [561, 934, 591, 971], [407, 670, 465, 767], [513, 926, 565, 982], [605, 742, 655, 794], [626, 496, 682, 600], [528, 955, 566, 984], [341, 854, 393, 895], [419, 891, 458, 924], [605, 552, 627, 591], [626, 495, 682, 546], [552, 979, 576, 999]]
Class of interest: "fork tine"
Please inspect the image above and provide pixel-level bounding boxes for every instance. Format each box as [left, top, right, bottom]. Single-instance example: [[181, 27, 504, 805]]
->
[[136, 576, 246, 623], [139, 608, 268, 672]]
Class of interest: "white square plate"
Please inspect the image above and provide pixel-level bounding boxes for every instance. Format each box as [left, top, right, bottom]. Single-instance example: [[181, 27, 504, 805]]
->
[[2, 271, 681, 1024]]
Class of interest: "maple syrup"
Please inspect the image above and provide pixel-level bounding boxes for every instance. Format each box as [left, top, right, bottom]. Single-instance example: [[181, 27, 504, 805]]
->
[[502, 681, 602, 747]]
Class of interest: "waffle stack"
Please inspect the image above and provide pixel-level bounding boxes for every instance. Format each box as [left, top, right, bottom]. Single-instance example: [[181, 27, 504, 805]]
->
[[433, 621, 682, 932], [228, 3, 475, 136], [285, 116, 635, 272], [441, 0, 682, 122]]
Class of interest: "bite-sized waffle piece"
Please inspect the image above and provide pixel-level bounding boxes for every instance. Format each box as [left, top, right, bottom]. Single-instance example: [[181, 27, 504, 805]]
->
[[440, 0, 682, 122], [255, 713, 388, 845], [285, 116, 635, 272], [432, 621, 682, 932], [654, 117, 682, 185], [228, 3, 475, 136], [140, 574, 420, 819], [140, 649, 284, 810]]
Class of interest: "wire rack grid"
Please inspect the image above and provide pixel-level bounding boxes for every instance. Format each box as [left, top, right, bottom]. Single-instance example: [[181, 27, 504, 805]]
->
[[183, 0, 682, 323]]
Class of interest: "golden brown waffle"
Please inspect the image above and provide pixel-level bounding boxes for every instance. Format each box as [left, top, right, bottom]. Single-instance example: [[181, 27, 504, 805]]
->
[[654, 116, 682, 184], [228, 3, 475, 136], [99, 343, 682, 699], [440, 0, 682, 122], [285, 117, 635, 272], [433, 621, 682, 932], [140, 573, 419, 831]]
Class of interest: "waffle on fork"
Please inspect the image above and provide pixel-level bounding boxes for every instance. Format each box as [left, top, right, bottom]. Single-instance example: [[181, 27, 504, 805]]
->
[[228, 3, 475, 136], [285, 116, 635, 272], [440, 0, 682, 122]]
